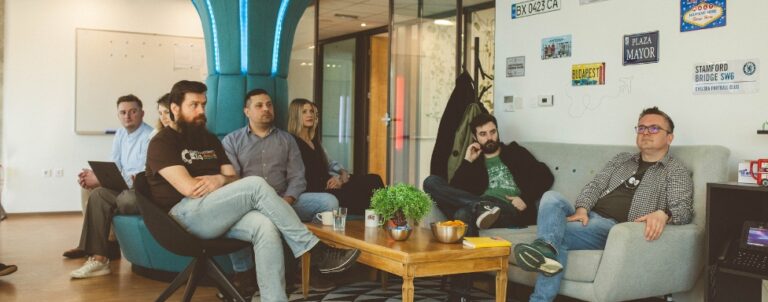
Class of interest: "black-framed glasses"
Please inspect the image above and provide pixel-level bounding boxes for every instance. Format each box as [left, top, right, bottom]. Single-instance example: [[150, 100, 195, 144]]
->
[[634, 125, 670, 134]]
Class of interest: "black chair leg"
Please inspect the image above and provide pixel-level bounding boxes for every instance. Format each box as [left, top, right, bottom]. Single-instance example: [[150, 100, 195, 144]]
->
[[182, 258, 204, 302], [204, 257, 246, 302], [156, 258, 198, 302]]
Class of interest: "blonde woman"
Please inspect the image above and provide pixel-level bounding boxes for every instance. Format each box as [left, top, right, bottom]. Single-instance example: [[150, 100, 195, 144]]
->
[[287, 98, 384, 215]]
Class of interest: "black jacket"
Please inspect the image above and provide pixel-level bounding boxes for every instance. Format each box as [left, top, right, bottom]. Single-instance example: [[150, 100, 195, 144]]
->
[[450, 141, 554, 226], [430, 71, 476, 179]]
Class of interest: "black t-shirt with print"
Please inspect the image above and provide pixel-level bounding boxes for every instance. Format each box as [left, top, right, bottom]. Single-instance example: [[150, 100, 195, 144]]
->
[[591, 160, 654, 222], [146, 127, 231, 212]]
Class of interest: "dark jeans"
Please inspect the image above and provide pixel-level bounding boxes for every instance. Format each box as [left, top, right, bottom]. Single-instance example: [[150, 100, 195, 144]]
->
[[328, 173, 385, 215], [422, 175, 520, 237]]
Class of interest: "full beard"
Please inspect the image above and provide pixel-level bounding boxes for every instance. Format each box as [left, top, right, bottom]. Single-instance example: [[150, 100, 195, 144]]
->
[[176, 114, 210, 145], [481, 139, 500, 154]]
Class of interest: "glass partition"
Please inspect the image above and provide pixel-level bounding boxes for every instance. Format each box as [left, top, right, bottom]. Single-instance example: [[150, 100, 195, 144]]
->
[[389, 0, 457, 186], [320, 38, 356, 171]]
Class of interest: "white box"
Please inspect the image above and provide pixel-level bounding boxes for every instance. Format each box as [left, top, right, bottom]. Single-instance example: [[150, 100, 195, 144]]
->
[[738, 161, 758, 184]]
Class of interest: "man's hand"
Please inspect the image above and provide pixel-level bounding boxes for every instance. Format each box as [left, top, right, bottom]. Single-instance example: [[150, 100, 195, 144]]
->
[[566, 207, 590, 226], [506, 196, 527, 211], [77, 169, 100, 189], [465, 143, 482, 162], [191, 175, 225, 198], [339, 170, 351, 184], [283, 196, 296, 205], [326, 176, 343, 189], [634, 210, 669, 241]]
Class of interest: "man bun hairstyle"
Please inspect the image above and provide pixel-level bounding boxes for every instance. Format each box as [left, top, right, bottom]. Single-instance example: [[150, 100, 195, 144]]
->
[[168, 80, 207, 121], [469, 113, 498, 136], [639, 106, 674, 133]]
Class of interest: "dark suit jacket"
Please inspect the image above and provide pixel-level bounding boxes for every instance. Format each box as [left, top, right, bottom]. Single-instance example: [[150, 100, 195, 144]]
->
[[430, 71, 476, 179]]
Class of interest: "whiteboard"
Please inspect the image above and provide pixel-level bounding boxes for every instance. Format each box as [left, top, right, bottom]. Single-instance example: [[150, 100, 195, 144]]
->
[[75, 28, 207, 134]]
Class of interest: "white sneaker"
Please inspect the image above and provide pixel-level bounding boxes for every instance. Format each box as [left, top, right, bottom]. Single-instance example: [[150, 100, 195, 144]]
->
[[70, 257, 111, 279]]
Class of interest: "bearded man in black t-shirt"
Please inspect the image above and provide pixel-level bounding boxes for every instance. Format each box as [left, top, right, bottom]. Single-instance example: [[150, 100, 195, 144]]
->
[[145, 80, 360, 301]]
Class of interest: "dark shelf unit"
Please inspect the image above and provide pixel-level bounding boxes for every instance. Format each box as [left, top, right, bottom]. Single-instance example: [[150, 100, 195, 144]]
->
[[706, 182, 768, 302], [758, 130, 768, 134]]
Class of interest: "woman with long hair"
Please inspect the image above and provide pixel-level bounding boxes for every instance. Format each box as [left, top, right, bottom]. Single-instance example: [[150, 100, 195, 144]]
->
[[151, 93, 173, 136], [287, 98, 384, 215]]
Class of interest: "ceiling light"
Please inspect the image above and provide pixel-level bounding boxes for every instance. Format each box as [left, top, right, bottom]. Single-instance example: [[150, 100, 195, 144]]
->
[[434, 19, 454, 26], [361, 23, 367, 27]]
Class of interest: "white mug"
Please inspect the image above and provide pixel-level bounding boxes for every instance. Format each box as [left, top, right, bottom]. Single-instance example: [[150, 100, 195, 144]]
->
[[365, 209, 380, 228], [315, 211, 333, 226]]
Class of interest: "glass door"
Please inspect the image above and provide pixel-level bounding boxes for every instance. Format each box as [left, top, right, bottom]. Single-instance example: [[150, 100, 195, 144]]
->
[[320, 38, 356, 171], [389, 0, 458, 186]]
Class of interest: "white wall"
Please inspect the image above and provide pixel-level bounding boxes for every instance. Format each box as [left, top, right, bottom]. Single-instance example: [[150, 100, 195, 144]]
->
[[2, 0, 203, 213], [494, 0, 768, 179]]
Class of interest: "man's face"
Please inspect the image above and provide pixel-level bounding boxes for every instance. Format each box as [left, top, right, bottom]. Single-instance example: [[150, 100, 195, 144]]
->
[[635, 114, 673, 153], [117, 101, 144, 131], [173, 92, 207, 127], [473, 121, 500, 154], [244, 94, 274, 126]]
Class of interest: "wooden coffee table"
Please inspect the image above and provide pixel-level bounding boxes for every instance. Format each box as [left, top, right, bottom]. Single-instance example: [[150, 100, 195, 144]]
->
[[302, 221, 510, 302]]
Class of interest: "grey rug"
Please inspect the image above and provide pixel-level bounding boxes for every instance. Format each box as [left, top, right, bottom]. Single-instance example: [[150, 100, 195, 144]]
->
[[280, 277, 495, 302]]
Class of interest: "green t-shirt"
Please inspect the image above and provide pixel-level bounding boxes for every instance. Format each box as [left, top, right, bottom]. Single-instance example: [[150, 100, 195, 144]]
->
[[481, 155, 521, 202], [592, 160, 655, 222]]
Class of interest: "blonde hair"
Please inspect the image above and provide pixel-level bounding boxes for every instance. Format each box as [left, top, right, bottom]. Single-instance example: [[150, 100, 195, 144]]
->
[[287, 98, 318, 140]]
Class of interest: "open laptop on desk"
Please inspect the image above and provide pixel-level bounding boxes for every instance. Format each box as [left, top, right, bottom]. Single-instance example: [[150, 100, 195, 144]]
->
[[724, 221, 768, 275], [88, 161, 129, 192]]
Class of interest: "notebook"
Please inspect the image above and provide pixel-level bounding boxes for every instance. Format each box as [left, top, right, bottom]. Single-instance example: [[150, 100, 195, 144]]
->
[[462, 237, 512, 248], [88, 161, 129, 191]]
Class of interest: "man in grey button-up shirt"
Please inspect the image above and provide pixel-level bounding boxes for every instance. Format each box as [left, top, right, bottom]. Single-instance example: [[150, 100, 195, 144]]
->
[[222, 89, 339, 292], [222, 90, 306, 203]]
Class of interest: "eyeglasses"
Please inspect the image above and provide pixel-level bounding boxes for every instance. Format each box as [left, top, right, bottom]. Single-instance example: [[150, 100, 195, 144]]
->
[[634, 125, 671, 134]]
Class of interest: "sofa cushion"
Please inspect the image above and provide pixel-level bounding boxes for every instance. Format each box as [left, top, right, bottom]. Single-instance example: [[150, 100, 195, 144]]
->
[[481, 227, 603, 283]]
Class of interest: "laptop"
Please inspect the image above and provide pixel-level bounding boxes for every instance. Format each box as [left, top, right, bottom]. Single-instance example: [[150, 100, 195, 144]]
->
[[88, 161, 130, 191], [725, 221, 768, 275]]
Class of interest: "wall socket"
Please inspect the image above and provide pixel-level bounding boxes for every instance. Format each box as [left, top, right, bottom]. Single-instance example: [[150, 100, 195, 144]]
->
[[55, 169, 64, 177], [538, 94, 554, 107], [43, 169, 53, 177]]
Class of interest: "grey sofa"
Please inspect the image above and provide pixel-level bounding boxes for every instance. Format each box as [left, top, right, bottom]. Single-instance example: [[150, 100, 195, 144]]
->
[[423, 142, 729, 302]]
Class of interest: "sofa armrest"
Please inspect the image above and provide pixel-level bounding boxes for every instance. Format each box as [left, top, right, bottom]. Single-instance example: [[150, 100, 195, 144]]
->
[[592, 222, 704, 301]]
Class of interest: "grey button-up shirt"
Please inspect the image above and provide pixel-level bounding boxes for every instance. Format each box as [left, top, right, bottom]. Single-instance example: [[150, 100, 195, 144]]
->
[[575, 152, 694, 225], [222, 126, 306, 199]]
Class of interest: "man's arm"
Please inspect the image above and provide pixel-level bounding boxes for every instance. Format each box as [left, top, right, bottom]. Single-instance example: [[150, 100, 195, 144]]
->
[[283, 135, 307, 201], [158, 164, 236, 198], [221, 134, 243, 176], [663, 163, 694, 225]]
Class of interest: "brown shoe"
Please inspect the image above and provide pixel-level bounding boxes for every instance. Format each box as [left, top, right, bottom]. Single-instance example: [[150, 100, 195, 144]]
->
[[0, 263, 18, 276], [63, 248, 87, 259]]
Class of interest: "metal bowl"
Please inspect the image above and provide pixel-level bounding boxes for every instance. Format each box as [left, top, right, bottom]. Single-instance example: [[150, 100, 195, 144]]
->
[[430, 222, 467, 243], [387, 226, 413, 241]]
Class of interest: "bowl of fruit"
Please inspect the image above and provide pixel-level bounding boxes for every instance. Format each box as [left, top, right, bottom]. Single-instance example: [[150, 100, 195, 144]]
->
[[430, 220, 468, 243]]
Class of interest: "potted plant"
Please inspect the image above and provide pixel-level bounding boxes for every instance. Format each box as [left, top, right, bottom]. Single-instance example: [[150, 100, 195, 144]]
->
[[370, 183, 433, 231]]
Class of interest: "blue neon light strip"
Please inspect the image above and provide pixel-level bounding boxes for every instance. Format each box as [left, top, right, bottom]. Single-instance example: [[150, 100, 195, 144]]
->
[[240, 0, 248, 74], [271, 0, 290, 76], [205, 0, 221, 73]]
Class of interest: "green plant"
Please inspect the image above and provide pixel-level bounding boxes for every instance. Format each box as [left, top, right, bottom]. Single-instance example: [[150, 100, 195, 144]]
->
[[370, 183, 433, 227]]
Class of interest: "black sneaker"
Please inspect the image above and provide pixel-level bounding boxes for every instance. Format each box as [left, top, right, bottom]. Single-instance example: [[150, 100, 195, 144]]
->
[[475, 204, 500, 229], [311, 242, 360, 274]]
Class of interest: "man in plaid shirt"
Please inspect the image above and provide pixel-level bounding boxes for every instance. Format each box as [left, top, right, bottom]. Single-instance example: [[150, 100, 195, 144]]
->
[[513, 107, 693, 302]]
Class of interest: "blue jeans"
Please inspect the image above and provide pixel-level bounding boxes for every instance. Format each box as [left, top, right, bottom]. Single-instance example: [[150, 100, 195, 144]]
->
[[170, 176, 319, 302], [292, 192, 339, 222], [530, 191, 617, 302]]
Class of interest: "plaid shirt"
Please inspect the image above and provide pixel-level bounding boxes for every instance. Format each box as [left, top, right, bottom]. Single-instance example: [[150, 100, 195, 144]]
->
[[575, 152, 694, 225]]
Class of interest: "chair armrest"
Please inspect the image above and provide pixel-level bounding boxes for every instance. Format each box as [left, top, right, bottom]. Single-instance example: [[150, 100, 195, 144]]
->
[[592, 222, 703, 301]]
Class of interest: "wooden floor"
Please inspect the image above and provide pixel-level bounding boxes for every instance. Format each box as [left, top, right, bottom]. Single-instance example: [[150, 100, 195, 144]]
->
[[0, 213, 220, 302]]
